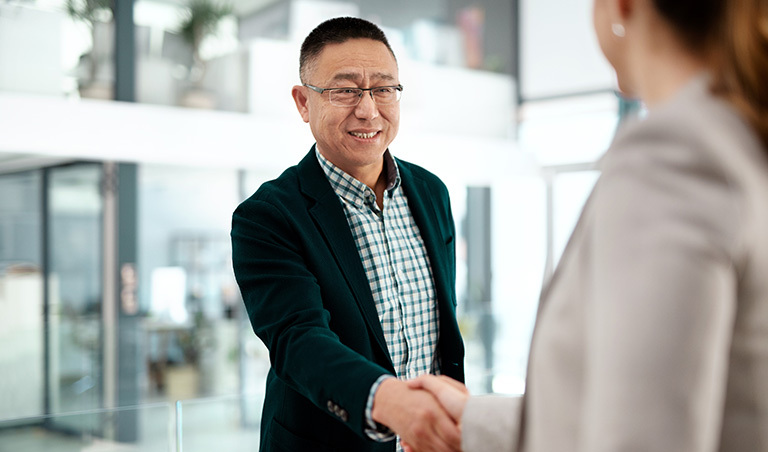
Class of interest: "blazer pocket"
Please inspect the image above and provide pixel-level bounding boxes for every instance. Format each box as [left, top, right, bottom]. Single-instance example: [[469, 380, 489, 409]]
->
[[265, 418, 336, 452]]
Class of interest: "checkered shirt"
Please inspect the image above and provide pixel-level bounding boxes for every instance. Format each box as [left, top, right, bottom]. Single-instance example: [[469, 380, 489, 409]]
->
[[316, 149, 441, 446]]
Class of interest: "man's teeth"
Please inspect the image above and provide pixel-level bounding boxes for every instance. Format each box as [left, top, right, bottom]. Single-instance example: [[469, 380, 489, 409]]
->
[[351, 131, 377, 139]]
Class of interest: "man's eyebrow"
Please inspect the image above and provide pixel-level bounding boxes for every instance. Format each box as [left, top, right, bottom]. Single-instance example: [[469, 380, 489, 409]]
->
[[331, 72, 396, 83], [331, 73, 361, 82]]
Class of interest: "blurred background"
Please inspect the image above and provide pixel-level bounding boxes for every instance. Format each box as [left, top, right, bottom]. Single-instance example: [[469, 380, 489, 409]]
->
[[0, 0, 641, 449]]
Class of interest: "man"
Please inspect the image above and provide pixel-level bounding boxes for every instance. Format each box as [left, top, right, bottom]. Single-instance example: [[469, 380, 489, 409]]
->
[[231, 16, 465, 452]]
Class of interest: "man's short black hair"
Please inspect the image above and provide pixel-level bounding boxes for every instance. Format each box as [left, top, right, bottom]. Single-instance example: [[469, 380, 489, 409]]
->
[[299, 16, 396, 83]]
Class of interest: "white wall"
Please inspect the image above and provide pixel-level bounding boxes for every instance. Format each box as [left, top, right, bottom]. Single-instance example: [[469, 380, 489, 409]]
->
[[0, 274, 44, 420], [520, 0, 615, 99], [0, 4, 64, 95]]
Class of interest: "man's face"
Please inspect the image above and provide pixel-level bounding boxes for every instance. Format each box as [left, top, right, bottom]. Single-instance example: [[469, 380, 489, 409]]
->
[[293, 38, 400, 177]]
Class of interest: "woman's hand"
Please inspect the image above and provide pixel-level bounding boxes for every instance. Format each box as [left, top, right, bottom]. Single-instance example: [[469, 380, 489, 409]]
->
[[407, 375, 469, 423]]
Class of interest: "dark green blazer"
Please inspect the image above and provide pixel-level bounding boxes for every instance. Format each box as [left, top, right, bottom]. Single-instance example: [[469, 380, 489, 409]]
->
[[231, 147, 465, 452]]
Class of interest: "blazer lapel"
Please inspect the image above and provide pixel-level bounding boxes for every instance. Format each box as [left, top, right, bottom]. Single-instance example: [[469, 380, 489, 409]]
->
[[296, 149, 392, 366], [398, 163, 453, 315]]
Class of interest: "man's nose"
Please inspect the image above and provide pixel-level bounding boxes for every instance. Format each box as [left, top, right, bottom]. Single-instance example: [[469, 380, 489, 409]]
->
[[354, 91, 379, 120]]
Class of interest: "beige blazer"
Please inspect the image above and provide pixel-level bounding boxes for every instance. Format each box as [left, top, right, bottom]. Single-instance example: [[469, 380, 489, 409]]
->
[[462, 75, 768, 452]]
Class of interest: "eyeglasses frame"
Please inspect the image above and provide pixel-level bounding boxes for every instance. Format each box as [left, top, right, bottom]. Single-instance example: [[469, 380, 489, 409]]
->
[[303, 83, 404, 106]]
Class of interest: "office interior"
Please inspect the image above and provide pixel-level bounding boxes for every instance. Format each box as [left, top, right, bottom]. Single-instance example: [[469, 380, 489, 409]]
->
[[0, 0, 640, 450]]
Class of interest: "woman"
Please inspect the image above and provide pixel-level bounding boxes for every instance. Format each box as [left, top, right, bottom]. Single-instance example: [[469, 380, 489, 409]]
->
[[409, 0, 768, 450]]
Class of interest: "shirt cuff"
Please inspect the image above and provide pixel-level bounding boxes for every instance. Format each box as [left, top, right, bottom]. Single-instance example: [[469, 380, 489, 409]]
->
[[364, 374, 397, 442]]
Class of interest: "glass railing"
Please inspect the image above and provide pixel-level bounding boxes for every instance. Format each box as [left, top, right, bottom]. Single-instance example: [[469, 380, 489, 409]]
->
[[176, 394, 262, 452], [0, 402, 173, 451], [0, 394, 263, 452]]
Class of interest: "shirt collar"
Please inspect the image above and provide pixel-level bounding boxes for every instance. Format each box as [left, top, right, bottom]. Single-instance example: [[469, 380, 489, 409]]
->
[[316, 147, 402, 209]]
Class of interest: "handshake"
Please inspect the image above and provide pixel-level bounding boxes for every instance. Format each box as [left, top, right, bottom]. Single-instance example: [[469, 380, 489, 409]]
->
[[372, 375, 471, 452]]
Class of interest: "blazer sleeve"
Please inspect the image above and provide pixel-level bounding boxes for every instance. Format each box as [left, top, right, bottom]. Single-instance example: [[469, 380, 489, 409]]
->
[[462, 395, 522, 452], [581, 124, 741, 451], [231, 196, 392, 437]]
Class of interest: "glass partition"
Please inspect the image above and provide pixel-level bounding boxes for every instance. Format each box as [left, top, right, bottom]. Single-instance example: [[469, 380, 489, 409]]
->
[[46, 163, 104, 433]]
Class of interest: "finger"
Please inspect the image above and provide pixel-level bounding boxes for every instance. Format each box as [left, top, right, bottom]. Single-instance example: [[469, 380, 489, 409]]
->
[[408, 375, 467, 396], [406, 374, 431, 389], [412, 417, 460, 452], [416, 390, 462, 452], [429, 405, 462, 452], [417, 379, 467, 423], [405, 393, 461, 452], [437, 376, 469, 394]]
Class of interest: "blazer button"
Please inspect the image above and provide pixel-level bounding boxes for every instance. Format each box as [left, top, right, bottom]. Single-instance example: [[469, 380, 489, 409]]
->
[[327, 400, 334, 412], [338, 409, 348, 422]]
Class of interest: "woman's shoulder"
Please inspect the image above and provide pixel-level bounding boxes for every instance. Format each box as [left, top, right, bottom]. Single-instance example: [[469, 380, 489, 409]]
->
[[604, 75, 765, 178], [594, 75, 768, 265]]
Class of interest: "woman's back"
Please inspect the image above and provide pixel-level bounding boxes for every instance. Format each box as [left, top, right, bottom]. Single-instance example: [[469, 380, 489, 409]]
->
[[521, 73, 768, 452]]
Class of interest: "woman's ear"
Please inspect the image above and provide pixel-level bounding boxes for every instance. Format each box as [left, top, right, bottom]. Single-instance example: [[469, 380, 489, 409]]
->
[[617, 0, 634, 22]]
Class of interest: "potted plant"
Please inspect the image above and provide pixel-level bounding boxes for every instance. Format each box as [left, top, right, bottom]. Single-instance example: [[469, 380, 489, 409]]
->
[[66, 0, 115, 99], [177, 0, 232, 108]]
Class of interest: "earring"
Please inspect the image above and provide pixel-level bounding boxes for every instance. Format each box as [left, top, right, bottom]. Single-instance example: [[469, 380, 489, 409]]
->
[[612, 23, 626, 37]]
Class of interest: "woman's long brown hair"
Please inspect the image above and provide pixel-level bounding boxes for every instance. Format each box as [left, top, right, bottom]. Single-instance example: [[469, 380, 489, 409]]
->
[[654, 0, 768, 149], [712, 0, 768, 148]]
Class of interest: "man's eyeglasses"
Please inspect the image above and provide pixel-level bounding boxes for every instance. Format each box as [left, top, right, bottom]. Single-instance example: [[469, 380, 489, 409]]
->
[[303, 84, 403, 107]]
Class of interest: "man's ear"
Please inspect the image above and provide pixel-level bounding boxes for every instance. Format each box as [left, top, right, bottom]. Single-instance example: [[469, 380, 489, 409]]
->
[[292, 85, 310, 123]]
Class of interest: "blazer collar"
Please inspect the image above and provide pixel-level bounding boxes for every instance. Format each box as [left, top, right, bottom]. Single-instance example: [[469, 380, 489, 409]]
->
[[397, 161, 453, 313]]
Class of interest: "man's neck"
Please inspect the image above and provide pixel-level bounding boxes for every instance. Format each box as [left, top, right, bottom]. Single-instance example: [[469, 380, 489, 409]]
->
[[316, 146, 389, 197], [354, 162, 385, 192]]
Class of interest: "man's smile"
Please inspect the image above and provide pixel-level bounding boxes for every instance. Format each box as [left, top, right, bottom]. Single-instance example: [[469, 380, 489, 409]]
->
[[349, 131, 380, 139]]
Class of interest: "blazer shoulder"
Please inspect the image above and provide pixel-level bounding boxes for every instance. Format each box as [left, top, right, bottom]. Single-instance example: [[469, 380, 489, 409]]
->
[[241, 166, 302, 205], [397, 158, 449, 193]]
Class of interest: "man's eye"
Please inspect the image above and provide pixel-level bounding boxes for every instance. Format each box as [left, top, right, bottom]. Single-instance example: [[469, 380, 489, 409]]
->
[[335, 89, 359, 95], [374, 87, 394, 94]]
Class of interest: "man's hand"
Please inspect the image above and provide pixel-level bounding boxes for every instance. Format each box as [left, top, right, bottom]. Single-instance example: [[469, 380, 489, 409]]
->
[[372, 378, 461, 452], [407, 375, 469, 423]]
